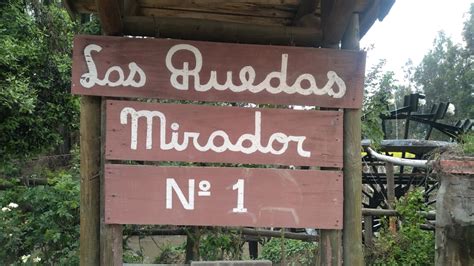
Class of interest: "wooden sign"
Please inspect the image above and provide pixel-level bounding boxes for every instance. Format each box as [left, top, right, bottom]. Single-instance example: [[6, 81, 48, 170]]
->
[[105, 164, 343, 229], [105, 100, 343, 167], [72, 35, 365, 108]]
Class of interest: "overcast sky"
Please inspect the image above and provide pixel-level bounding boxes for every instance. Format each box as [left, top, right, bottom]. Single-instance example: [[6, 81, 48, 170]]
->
[[360, 0, 472, 79]]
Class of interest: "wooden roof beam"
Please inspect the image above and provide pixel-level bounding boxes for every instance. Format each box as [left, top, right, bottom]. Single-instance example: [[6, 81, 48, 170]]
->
[[123, 16, 322, 47], [95, 0, 123, 35], [292, 0, 320, 25], [321, 0, 356, 47]]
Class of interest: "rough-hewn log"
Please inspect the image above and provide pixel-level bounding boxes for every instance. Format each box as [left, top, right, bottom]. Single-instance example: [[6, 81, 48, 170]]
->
[[95, 0, 123, 35], [321, 0, 356, 47], [319, 230, 342, 265], [292, 0, 319, 25], [124, 227, 319, 242], [123, 16, 322, 46], [362, 208, 397, 217], [363, 216, 373, 247]]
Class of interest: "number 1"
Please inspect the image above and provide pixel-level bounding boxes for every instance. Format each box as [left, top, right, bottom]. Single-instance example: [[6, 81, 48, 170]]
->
[[232, 179, 247, 213]]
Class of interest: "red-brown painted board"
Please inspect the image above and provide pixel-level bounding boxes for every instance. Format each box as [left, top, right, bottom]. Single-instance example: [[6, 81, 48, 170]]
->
[[105, 100, 343, 167], [104, 164, 343, 229], [71, 35, 365, 108]]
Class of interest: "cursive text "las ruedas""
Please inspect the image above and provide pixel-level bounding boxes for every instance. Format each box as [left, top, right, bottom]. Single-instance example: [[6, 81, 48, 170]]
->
[[80, 43, 346, 98]]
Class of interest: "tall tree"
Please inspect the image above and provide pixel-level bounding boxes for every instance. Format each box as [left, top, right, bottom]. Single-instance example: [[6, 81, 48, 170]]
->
[[412, 5, 474, 123], [0, 0, 79, 172]]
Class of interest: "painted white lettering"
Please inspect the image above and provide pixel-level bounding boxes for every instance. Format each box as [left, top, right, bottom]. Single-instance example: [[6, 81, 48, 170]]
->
[[232, 179, 247, 213], [120, 107, 311, 158], [165, 44, 346, 98], [166, 178, 194, 210], [80, 44, 146, 88]]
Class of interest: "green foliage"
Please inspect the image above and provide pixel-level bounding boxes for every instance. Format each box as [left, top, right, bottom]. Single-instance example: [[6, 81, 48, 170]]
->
[[366, 189, 435, 265], [0, 169, 80, 264], [199, 228, 243, 261], [362, 60, 393, 145], [153, 243, 186, 264], [413, 34, 473, 121], [260, 238, 317, 265], [460, 132, 474, 154], [0, 0, 79, 170]]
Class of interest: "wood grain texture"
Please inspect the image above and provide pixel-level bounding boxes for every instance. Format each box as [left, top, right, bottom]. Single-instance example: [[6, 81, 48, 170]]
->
[[95, 0, 123, 35], [105, 100, 343, 167], [123, 16, 322, 47], [104, 164, 343, 229], [341, 13, 364, 266], [138, 0, 297, 18], [79, 96, 101, 266], [139, 8, 291, 25], [71, 35, 365, 108]]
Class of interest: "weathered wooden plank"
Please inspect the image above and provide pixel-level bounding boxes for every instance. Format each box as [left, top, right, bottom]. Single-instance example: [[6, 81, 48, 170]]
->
[[99, 100, 122, 266], [139, 8, 291, 25], [123, 16, 322, 47], [104, 164, 343, 229], [72, 35, 365, 108], [138, 0, 297, 18], [105, 100, 343, 167], [71, 0, 301, 14]]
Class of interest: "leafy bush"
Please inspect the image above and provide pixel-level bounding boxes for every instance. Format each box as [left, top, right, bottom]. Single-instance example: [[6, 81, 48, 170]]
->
[[260, 238, 317, 265], [199, 228, 243, 261], [0, 169, 80, 264], [460, 133, 474, 155], [154, 243, 186, 264], [366, 189, 435, 265]]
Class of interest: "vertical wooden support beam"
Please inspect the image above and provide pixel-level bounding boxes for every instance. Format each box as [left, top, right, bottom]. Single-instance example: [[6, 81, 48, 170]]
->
[[94, 1, 124, 264], [185, 227, 201, 263], [319, 230, 342, 265], [385, 162, 397, 234], [363, 215, 373, 248], [80, 96, 101, 266], [100, 100, 123, 265], [341, 13, 363, 266]]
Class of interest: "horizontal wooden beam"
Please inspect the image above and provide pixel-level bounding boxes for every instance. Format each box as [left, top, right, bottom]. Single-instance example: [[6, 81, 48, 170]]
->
[[123, 16, 322, 46], [124, 227, 319, 241]]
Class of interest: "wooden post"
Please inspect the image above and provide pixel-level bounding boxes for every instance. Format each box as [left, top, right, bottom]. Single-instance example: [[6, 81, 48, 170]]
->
[[185, 227, 201, 263], [93, 0, 124, 264], [363, 216, 373, 248], [385, 162, 397, 234], [100, 100, 123, 265], [80, 96, 101, 266], [341, 13, 364, 266], [317, 38, 343, 264], [319, 230, 342, 266]]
